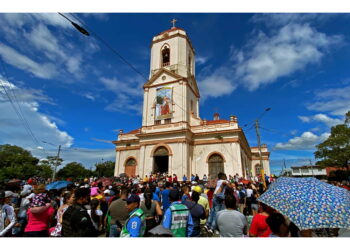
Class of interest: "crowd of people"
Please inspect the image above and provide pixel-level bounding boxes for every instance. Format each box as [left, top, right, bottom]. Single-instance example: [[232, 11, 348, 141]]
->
[[0, 172, 349, 237]]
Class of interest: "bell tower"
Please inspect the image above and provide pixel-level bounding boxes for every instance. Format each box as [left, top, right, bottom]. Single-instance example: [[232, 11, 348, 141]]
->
[[142, 21, 200, 128], [149, 20, 195, 79]]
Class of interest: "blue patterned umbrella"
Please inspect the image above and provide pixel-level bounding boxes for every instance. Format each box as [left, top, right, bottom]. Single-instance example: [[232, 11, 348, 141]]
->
[[257, 177, 350, 230], [46, 181, 72, 190]]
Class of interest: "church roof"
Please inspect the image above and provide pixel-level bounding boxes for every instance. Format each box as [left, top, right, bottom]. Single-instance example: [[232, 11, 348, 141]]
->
[[205, 119, 230, 125], [144, 68, 183, 88], [124, 128, 140, 135], [157, 27, 185, 36]]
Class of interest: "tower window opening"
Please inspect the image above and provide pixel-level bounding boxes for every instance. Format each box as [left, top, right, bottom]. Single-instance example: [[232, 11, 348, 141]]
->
[[162, 47, 170, 67]]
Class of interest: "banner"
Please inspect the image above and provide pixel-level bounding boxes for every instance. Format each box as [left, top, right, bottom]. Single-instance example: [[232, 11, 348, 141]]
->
[[155, 85, 173, 120]]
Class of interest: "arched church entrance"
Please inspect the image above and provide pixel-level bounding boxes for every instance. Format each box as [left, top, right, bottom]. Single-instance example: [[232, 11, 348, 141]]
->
[[255, 164, 262, 176], [208, 153, 224, 179], [153, 146, 169, 174], [124, 157, 137, 177]]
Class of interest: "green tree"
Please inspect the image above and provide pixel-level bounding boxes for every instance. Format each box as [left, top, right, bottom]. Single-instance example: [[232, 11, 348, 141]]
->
[[41, 156, 63, 170], [56, 162, 91, 180], [94, 161, 115, 177], [0, 144, 39, 169], [314, 111, 350, 170], [37, 161, 54, 179], [0, 144, 40, 180]]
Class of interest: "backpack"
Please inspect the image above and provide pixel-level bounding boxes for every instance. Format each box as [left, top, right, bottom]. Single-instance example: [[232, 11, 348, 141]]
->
[[61, 205, 75, 237], [239, 191, 246, 203]]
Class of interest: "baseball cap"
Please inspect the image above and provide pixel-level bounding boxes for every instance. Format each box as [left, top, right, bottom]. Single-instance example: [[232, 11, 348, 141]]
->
[[193, 186, 202, 193], [126, 194, 140, 204]]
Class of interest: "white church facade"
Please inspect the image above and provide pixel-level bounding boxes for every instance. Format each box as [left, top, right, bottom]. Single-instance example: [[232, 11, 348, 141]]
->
[[113, 25, 270, 179]]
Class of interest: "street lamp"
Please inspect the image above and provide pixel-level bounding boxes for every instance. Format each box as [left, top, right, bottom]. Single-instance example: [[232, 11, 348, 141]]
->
[[58, 13, 90, 36]]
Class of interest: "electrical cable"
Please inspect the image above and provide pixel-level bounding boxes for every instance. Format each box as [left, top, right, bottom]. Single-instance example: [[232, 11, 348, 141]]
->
[[66, 13, 148, 81], [0, 60, 47, 153]]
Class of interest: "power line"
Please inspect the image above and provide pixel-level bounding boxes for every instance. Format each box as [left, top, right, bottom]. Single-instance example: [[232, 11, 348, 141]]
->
[[64, 13, 148, 81], [0, 60, 46, 152]]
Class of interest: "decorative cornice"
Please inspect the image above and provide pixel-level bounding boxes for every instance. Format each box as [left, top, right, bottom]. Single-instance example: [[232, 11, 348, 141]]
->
[[151, 33, 195, 55], [193, 138, 239, 145], [116, 146, 141, 152]]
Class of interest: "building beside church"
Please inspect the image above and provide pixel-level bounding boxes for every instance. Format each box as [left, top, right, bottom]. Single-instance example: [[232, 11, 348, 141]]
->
[[113, 24, 270, 179]]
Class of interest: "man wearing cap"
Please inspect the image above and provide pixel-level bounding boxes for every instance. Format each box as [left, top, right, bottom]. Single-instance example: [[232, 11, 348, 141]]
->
[[162, 189, 194, 237], [193, 186, 209, 234], [0, 190, 16, 237], [120, 194, 146, 237]]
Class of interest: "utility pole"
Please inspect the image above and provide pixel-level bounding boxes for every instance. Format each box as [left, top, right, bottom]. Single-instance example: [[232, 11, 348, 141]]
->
[[309, 159, 315, 177], [52, 145, 61, 182], [255, 120, 266, 188]]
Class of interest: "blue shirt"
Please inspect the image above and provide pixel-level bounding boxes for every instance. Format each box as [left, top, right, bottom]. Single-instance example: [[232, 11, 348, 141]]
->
[[152, 192, 160, 202], [182, 176, 187, 181], [162, 201, 194, 237], [155, 187, 160, 197], [161, 189, 171, 211], [181, 194, 189, 203], [126, 209, 142, 237]]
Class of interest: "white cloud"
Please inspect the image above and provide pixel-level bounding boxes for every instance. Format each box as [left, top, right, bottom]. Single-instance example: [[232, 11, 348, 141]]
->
[[198, 67, 237, 100], [0, 42, 57, 79], [250, 14, 337, 28], [0, 79, 73, 149], [32, 147, 116, 170], [290, 129, 298, 136], [100, 76, 143, 114], [234, 23, 342, 91], [274, 131, 330, 150], [195, 56, 208, 66], [0, 14, 97, 81], [307, 86, 350, 116], [83, 93, 96, 101], [298, 113, 343, 127]]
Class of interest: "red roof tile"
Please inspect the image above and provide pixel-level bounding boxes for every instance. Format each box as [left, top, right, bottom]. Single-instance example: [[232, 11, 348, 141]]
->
[[124, 129, 140, 135], [205, 120, 230, 125], [158, 27, 185, 36]]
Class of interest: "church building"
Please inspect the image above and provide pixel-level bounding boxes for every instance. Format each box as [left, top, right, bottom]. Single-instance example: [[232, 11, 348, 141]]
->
[[113, 23, 270, 179]]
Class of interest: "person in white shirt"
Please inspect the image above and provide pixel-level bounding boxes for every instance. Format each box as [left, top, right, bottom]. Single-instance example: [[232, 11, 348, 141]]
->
[[0, 191, 16, 237]]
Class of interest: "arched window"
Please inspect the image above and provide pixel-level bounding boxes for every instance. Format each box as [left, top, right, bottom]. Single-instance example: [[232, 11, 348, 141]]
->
[[188, 53, 192, 74], [208, 154, 224, 179], [124, 157, 137, 177], [162, 46, 170, 67]]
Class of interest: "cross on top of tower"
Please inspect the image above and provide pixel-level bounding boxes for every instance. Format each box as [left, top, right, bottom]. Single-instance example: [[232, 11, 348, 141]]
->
[[171, 18, 177, 28]]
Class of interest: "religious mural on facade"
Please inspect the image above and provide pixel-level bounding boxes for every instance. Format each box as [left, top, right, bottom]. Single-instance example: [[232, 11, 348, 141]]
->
[[155, 85, 173, 120]]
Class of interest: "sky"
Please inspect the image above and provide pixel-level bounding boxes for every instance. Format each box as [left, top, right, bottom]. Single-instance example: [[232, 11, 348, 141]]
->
[[0, 12, 349, 175]]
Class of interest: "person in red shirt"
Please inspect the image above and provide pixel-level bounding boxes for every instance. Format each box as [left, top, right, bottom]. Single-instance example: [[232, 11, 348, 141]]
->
[[173, 174, 178, 183], [206, 187, 214, 209], [24, 204, 55, 237], [249, 203, 274, 237]]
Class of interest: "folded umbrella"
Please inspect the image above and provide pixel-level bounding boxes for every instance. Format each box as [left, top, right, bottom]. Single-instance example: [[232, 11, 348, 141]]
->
[[257, 177, 350, 230]]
